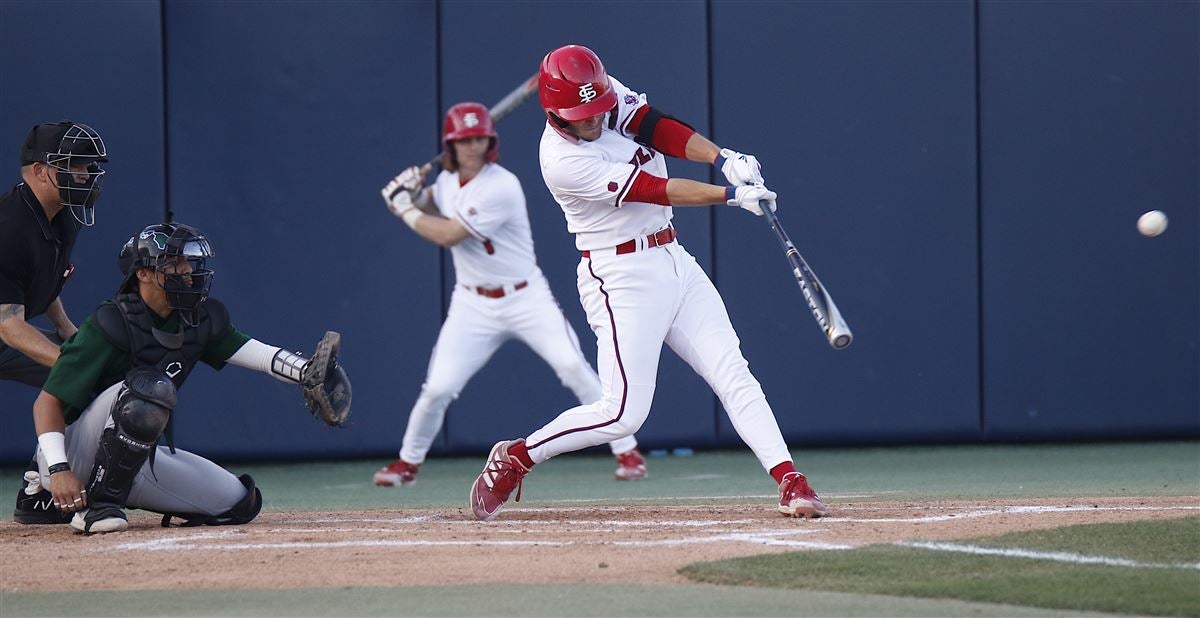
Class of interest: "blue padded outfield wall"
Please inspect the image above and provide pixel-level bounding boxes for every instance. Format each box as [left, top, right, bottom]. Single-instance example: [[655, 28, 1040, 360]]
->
[[1, 0, 1196, 463]]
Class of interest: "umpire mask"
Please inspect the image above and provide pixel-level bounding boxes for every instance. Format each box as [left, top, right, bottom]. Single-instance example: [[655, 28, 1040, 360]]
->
[[21, 121, 108, 226]]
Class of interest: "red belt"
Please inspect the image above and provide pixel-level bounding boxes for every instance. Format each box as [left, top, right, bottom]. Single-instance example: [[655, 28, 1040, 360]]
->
[[582, 226, 676, 258], [467, 280, 528, 299]]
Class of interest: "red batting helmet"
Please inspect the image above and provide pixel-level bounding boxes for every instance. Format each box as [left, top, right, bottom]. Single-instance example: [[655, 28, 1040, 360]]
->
[[442, 102, 498, 171], [539, 45, 617, 131]]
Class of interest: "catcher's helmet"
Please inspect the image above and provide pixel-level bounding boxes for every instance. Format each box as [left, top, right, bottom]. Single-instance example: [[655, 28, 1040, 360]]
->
[[539, 45, 617, 139], [117, 222, 214, 327], [442, 102, 498, 171], [20, 120, 107, 227]]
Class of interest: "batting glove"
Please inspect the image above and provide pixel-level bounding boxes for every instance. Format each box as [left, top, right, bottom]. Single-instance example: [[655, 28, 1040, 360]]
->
[[383, 187, 414, 218], [396, 165, 425, 194], [716, 148, 764, 186], [727, 183, 777, 216], [381, 166, 424, 216]]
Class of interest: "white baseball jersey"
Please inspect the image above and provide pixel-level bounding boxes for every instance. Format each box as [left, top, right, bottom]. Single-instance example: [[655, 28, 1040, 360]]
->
[[393, 162, 640, 466], [431, 163, 537, 287], [523, 74, 795, 476], [539, 75, 673, 251]]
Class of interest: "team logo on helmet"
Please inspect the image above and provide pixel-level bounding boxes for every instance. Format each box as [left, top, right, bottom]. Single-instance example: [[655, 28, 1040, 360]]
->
[[578, 83, 597, 104], [140, 230, 170, 251], [463, 112, 479, 128]]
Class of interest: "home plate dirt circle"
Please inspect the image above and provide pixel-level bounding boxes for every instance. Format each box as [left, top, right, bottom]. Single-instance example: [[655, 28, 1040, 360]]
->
[[1, 496, 1194, 592]]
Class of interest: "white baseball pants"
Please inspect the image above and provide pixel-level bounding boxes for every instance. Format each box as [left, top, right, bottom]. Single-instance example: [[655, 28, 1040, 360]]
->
[[399, 275, 637, 464], [525, 243, 793, 472]]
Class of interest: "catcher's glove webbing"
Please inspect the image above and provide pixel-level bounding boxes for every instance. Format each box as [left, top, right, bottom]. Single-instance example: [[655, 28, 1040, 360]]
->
[[301, 331, 352, 427]]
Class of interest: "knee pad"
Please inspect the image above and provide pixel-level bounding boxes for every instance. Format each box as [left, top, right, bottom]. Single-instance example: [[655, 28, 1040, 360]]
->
[[112, 367, 176, 449], [85, 369, 176, 508]]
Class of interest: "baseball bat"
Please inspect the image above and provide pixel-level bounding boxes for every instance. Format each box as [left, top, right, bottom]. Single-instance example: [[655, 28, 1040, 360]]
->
[[419, 73, 539, 174], [760, 201, 853, 350]]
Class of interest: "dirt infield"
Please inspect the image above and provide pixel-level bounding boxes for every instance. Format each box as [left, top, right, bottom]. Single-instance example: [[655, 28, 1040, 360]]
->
[[2, 496, 1195, 592]]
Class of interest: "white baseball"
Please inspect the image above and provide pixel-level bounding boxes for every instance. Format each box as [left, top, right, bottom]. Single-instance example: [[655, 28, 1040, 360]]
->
[[1137, 210, 1168, 237]]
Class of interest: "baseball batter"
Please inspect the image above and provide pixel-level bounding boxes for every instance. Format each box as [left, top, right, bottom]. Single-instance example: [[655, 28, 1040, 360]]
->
[[26, 222, 350, 533], [374, 102, 647, 487], [470, 45, 827, 521]]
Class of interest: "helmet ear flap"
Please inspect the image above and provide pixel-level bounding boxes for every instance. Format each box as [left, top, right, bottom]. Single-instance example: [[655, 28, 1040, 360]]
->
[[548, 112, 569, 129]]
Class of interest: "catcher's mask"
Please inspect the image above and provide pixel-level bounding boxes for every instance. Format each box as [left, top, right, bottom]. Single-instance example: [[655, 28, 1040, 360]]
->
[[118, 222, 214, 327], [20, 121, 107, 227]]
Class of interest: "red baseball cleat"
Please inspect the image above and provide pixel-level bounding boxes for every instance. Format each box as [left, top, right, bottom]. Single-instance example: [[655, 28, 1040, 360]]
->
[[373, 459, 419, 487], [778, 472, 827, 518], [470, 440, 530, 521], [614, 449, 647, 481]]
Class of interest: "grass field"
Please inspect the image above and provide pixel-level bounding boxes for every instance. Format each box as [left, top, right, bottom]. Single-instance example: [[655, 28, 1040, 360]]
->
[[680, 517, 1200, 616], [1, 441, 1197, 617]]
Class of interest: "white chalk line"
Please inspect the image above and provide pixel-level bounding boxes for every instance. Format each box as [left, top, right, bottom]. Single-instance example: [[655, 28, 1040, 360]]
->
[[611, 529, 850, 550], [897, 541, 1200, 571], [288, 504, 1197, 526], [265, 519, 764, 534], [288, 515, 432, 525], [818, 504, 1200, 524], [531, 491, 903, 504], [289, 517, 760, 528], [110, 527, 838, 553]]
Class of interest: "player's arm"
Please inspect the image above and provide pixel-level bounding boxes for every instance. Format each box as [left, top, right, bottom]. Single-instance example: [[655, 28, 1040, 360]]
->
[[628, 173, 776, 216], [402, 212, 472, 248], [223, 334, 350, 425], [223, 335, 341, 388], [34, 318, 118, 515], [380, 167, 471, 246], [44, 297, 78, 340], [0, 303, 61, 367], [223, 337, 312, 383], [627, 170, 778, 215], [625, 105, 763, 186], [33, 389, 86, 510]]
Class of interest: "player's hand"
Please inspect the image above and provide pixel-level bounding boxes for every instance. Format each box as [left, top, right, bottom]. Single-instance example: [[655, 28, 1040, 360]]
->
[[48, 469, 87, 513], [396, 165, 426, 194], [718, 148, 764, 186], [381, 166, 425, 216], [383, 186, 414, 218], [727, 183, 777, 216]]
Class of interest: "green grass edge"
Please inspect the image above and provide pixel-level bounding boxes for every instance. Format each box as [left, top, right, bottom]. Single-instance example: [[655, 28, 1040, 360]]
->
[[679, 517, 1200, 617]]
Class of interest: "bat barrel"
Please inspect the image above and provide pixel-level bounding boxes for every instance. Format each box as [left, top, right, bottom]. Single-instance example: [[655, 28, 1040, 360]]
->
[[758, 199, 854, 351]]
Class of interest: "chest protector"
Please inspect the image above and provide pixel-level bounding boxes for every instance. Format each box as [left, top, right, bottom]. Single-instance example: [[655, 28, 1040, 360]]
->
[[94, 293, 230, 391]]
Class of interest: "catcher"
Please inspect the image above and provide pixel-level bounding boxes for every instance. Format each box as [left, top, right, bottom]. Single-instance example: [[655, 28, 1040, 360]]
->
[[25, 221, 350, 534]]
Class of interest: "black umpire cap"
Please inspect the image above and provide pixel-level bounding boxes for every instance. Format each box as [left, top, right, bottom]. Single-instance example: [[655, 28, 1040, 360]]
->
[[20, 120, 108, 166]]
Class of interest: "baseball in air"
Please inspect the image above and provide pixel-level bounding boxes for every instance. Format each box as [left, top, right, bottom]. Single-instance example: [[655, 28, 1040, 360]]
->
[[1137, 210, 1168, 237]]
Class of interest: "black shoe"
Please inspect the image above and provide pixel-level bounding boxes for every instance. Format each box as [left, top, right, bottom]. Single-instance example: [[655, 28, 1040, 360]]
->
[[14, 480, 71, 525]]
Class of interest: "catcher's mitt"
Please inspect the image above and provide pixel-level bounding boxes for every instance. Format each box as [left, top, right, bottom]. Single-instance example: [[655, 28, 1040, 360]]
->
[[301, 331, 352, 427]]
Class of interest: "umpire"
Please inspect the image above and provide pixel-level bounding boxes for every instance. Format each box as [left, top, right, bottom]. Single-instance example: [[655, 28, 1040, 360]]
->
[[0, 121, 107, 387]]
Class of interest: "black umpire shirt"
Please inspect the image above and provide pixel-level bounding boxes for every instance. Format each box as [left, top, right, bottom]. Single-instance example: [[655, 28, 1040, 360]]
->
[[0, 182, 79, 321]]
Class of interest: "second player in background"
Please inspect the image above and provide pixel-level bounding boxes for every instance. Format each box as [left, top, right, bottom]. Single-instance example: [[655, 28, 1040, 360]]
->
[[374, 102, 647, 487]]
